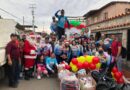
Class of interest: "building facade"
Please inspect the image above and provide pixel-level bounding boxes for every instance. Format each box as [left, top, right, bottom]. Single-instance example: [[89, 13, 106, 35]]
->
[[84, 1, 130, 60]]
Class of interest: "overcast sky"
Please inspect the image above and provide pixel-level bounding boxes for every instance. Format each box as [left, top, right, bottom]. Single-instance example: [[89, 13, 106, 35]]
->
[[0, 0, 129, 33]]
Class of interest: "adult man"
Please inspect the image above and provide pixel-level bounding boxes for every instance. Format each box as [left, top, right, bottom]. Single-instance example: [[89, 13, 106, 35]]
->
[[6, 33, 20, 88], [50, 16, 57, 33], [55, 9, 70, 40], [111, 35, 122, 71]]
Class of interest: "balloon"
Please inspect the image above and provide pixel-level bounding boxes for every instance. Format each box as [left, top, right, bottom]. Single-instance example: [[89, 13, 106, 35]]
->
[[65, 65, 71, 70], [92, 57, 99, 64], [118, 72, 123, 77], [96, 63, 101, 69], [111, 72, 116, 80], [114, 72, 122, 80], [112, 67, 118, 73], [89, 63, 96, 70], [117, 77, 124, 84], [86, 56, 94, 63], [72, 65, 78, 72], [70, 20, 81, 26], [71, 58, 78, 65], [77, 62, 83, 70], [83, 62, 89, 69], [70, 62, 74, 67], [77, 56, 85, 63]]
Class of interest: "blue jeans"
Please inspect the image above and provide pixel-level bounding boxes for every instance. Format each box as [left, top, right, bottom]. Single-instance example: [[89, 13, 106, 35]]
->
[[116, 56, 123, 71]]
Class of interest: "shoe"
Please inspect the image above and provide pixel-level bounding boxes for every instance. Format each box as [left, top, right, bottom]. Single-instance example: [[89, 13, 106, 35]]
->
[[37, 75, 41, 80], [9, 83, 18, 88], [24, 76, 30, 80]]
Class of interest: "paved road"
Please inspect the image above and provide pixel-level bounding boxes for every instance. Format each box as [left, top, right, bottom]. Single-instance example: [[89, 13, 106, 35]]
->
[[0, 77, 60, 90]]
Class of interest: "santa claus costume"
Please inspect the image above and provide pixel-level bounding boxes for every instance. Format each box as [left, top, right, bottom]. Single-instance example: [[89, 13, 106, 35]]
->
[[23, 33, 37, 80]]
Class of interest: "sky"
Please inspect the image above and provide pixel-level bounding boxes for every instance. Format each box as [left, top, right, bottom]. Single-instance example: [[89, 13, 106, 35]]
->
[[0, 0, 129, 33]]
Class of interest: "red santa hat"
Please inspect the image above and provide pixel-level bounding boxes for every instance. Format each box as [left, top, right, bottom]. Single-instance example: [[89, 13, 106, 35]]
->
[[29, 32, 35, 38]]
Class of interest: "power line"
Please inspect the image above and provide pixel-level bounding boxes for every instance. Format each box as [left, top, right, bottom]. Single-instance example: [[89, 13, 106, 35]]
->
[[0, 7, 30, 24]]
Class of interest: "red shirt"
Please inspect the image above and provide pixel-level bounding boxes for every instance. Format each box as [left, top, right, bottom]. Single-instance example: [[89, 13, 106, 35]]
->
[[6, 40, 20, 60], [111, 40, 122, 57]]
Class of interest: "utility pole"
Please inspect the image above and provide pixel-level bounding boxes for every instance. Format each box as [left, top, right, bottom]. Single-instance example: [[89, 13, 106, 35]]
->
[[29, 4, 36, 32], [23, 16, 24, 25]]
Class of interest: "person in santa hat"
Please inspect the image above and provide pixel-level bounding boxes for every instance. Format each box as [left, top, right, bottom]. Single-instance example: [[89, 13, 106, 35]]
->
[[23, 33, 37, 80]]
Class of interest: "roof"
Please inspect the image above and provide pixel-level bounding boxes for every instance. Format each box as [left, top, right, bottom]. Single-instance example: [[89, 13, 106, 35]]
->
[[15, 23, 25, 30], [83, 1, 130, 18], [22, 25, 38, 28]]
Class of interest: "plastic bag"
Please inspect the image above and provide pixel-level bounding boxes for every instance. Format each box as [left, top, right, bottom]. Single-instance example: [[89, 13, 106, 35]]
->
[[60, 74, 80, 90], [121, 84, 130, 90]]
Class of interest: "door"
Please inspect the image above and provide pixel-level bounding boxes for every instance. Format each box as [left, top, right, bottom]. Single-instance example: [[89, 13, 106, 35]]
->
[[127, 29, 130, 61]]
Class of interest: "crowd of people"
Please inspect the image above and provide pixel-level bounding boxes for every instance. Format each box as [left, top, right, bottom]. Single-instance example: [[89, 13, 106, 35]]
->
[[5, 9, 125, 88], [5, 30, 124, 88]]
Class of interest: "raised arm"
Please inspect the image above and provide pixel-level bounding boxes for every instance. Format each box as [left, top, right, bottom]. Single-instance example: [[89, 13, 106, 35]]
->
[[55, 10, 60, 18]]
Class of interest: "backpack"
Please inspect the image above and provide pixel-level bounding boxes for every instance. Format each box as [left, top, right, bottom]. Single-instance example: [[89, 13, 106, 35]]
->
[[116, 42, 127, 58], [121, 47, 127, 58]]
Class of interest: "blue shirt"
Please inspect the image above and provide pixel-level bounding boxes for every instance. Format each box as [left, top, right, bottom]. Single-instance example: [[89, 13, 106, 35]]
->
[[55, 10, 69, 29], [46, 57, 58, 71], [50, 22, 57, 32], [54, 44, 62, 55]]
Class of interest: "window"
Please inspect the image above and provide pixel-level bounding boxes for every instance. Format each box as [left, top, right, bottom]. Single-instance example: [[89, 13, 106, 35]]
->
[[104, 12, 108, 19], [125, 8, 130, 13]]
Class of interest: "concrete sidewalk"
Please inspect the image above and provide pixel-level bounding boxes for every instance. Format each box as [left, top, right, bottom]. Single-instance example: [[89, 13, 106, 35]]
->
[[0, 77, 60, 90]]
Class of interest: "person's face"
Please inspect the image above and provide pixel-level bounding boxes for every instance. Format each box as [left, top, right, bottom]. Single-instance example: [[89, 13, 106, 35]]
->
[[53, 17, 55, 22], [11, 36, 14, 41], [52, 36, 56, 41], [19, 41, 24, 46], [81, 32, 84, 35], [51, 53, 55, 58], [31, 37, 35, 40], [13, 36, 18, 41], [45, 39, 49, 43], [37, 38, 41, 42], [40, 56, 44, 62], [98, 47, 104, 54], [83, 42, 87, 46], [78, 39, 81, 43], [61, 10, 64, 16], [72, 41, 76, 45], [111, 35, 115, 40], [65, 43, 69, 47], [59, 41, 62, 45], [75, 34, 78, 38], [92, 44, 95, 48]]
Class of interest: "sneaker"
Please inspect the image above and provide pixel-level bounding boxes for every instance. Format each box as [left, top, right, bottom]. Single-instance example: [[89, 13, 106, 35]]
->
[[37, 75, 41, 80]]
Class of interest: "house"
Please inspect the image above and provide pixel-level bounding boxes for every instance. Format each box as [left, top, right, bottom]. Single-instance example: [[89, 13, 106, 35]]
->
[[83, 1, 130, 76], [84, 1, 130, 57]]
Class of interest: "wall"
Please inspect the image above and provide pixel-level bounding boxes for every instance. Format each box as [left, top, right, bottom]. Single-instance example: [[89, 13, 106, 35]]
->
[[87, 3, 130, 24]]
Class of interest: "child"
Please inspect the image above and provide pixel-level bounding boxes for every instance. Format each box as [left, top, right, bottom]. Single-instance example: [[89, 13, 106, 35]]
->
[[71, 40, 80, 58], [37, 55, 49, 80], [46, 53, 58, 75]]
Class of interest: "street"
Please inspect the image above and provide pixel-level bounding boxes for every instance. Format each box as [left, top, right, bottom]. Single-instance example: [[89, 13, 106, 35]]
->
[[0, 77, 60, 90]]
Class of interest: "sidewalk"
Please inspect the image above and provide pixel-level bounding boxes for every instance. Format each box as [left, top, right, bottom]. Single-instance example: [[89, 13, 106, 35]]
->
[[122, 61, 130, 79]]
